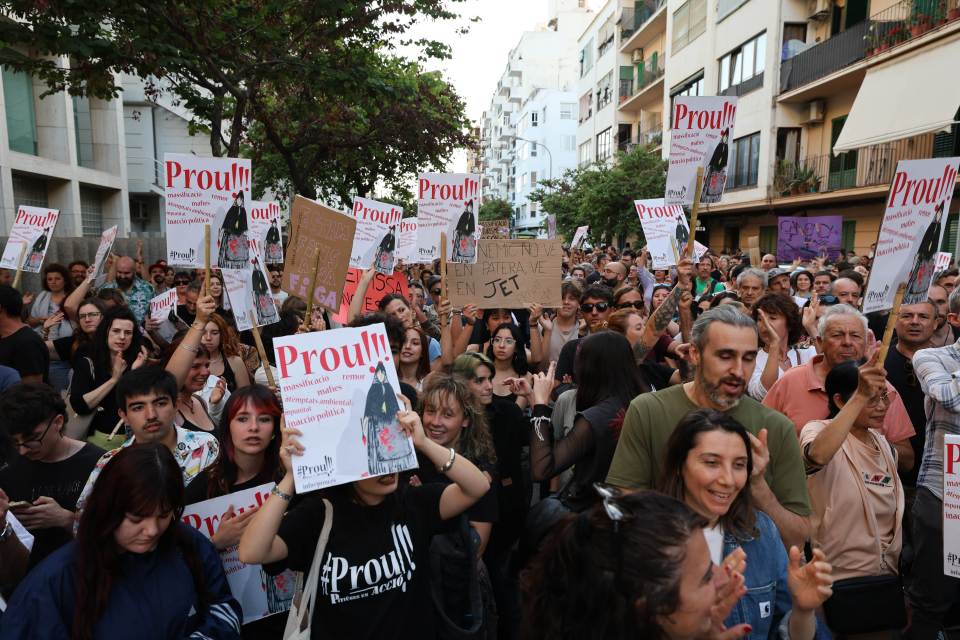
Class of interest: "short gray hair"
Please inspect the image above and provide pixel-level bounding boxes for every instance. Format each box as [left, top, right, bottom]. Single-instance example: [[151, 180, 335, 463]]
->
[[950, 287, 960, 315], [691, 304, 758, 351], [737, 267, 767, 288], [817, 303, 868, 337]]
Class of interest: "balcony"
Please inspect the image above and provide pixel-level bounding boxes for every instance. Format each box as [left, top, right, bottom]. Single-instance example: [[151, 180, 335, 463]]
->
[[618, 61, 664, 115], [780, 0, 960, 98], [619, 0, 667, 50], [772, 134, 936, 199], [618, 125, 664, 153]]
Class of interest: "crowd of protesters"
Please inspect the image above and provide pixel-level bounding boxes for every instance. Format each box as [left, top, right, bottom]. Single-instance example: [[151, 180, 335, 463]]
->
[[0, 239, 959, 639]]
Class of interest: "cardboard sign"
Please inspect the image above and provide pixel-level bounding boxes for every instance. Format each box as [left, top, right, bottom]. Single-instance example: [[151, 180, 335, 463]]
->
[[546, 215, 557, 240], [350, 197, 404, 275], [0, 206, 60, 273], [249, 201, 284, 265], [282, 196, 357, 313], [635, 199, 690, 268], [570, 225, 589, 250], [223, 260, 279, 332], [480, 219, 510, 239], [864, 158, 960, 313], [164, 153, 253, 268], [446, 239, 562, 309], [182, 483, 296, 624], [416, 173, 480, 263], [149, 288, 182, 342], [273, 324, 418, 493], [944, 434, 960, 577], [332, 268, 410, 325], [666, 96, 738, 206], [395, 216, 421, 263], [776, 216, 842, 262]]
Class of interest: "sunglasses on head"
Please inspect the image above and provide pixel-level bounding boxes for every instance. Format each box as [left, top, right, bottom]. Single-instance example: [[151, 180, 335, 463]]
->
[[617, 300, 645, 310], [580, 302, 610, 313]]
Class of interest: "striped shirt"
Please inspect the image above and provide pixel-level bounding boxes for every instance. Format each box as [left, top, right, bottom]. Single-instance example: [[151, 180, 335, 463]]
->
[[913, 338, 960, 499]]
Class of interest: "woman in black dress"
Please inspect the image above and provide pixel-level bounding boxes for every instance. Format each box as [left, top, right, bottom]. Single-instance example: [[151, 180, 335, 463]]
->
[[451, 201, 477, 262], [218, 191, 250, 269], [363, 361, 411, 475]]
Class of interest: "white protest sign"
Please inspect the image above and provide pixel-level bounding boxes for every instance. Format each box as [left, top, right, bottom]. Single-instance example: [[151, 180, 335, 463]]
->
[[416, 173, 480, 263], [570, 225, 589, 250], [934, 252, 953, 273], [546, 215, 557, 240], [182, 483, 297, 624], [164, 153, 253, 268], [666, 96, 738, 206], [634, 199, 689, 268], [944, 435, 960, 577], [249, 201, 284, 265], [92, 225, 119, 286], [223, 255, 278, 332], [274, 324, 418, 493], [350, 197, 403, 275], [149, 288, 181, 342], [864, 157, 960, 313], [0, 206, 60, 273], [395, 217, 421, 263]]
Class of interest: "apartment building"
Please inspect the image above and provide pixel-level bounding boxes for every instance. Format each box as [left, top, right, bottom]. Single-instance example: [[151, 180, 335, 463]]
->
[[617, 0, 668, 154]]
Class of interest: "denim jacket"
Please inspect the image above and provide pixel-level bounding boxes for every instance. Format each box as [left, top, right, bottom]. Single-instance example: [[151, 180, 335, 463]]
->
[[722, 511, 831, 640]]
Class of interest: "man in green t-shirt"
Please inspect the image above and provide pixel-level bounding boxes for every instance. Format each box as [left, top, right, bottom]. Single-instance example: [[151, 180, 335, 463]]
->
[[606, 304, 811, 549], [693, 256, 724, 298]]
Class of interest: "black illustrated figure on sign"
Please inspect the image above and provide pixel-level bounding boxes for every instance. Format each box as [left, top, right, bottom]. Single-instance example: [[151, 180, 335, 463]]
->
[[674, 215, 690, 257], [451, 200, 477, 262], [362, 361, 411, 475], [701, 128, 730, 203], [25, 226, 51, 271], [906, 200, 945, 300], [218, 191, 250, 269], [251, 258, 278, 325], [374, 225, 397, 274], [264, 218, 283, 264]]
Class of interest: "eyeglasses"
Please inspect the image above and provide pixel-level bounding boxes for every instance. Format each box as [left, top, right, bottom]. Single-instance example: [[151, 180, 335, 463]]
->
[[175, 279, 191, 286], [617, 300, 645, 310], [78, 311, 102, 320], [492, 337, 516, 346], [14, 415, 57, 450], [580, 302, 610, 313]]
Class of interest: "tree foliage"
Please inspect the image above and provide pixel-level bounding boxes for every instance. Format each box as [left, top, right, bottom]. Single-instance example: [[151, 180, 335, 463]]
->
[[529, 145, 666, 245], [478, 198, 513, 221], [0, 0, 472, 204]]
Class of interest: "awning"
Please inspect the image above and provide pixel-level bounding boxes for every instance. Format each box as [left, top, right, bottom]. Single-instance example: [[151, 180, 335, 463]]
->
[[833, 36, 960, 153]]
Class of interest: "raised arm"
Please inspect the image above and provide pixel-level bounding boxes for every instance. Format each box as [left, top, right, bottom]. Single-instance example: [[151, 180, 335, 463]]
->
[[346, 266, 376, 324], [63, 267, 95, 322], [164, 292, 216, 389], [633, 258, 692, 363]]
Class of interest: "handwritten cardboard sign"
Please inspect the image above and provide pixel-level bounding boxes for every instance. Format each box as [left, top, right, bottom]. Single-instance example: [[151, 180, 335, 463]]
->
[[480, 219, 510, 239], [446, 239, 562, 309], [182, 483, 296, 624], [0, 206, 60, 273], [332, 268, 410, 325], [776, 216, 842, 262], [282, 196, 357, 313], [274, 324, 418, 493], [666, 96, 738, 206]]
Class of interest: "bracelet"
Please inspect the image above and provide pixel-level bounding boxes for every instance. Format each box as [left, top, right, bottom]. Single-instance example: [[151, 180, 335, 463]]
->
[[438, 447, 456, 473], [270, 485, 293, 502], [179, 343, 200, 354], [531, 415, 552, 442]]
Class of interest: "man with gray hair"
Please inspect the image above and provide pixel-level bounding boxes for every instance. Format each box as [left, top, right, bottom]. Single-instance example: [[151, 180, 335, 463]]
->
[[607, 305, 811, 548], [763, 304, 915, 469], [736, 267, 767, 308]]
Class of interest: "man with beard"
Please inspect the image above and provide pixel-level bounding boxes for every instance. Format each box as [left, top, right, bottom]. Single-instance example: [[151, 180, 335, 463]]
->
[[606, 305, 811, 548], [67, 261, 89, 288], [99, 256, 154, 324], [600, 260, 626, 289], [927, 284, 956, 347], [147, 261, 169, 293], [763, 304, 914, 470]]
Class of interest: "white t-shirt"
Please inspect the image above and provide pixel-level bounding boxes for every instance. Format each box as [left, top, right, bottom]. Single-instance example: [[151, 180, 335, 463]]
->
[[704, 522, 724, 566], [0, 513, 34, 612]]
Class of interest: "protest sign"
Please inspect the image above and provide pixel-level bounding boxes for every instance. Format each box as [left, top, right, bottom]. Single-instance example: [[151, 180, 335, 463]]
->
[[944, 435, 960, 577], [635, 199, 690, 268], [164, 153, 252, 268], [480, 219, 510, 239], [776, 216, 842, 262], [91, 225, 119, 286], [274, 324, 418, 493], [416, 173, 480, 263], [249, 200, 284, 264], [546, 215, 557, 240], [666, 96, 738, 206], [0, 206, 59, 273], [181, 483, 296, 623], [395, 216, 421, 263], [283, 196, 356, 313], [570, 225, 589, 250], [864, 157, 960, 314], [223, 260, 278, 332], [934, 251, 953, 273], [349, 197, 404, 275], [332, 268, 410, 325], [446, 239, 562, 309], [149, 288, 183, 342]]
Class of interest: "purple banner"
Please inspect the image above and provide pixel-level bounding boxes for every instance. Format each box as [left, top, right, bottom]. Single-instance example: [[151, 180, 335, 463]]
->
[[776, 216, 843, 262]]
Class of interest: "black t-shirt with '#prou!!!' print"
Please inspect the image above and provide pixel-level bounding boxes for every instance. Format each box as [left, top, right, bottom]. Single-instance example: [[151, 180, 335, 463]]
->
[[267, 482, 444, 640]]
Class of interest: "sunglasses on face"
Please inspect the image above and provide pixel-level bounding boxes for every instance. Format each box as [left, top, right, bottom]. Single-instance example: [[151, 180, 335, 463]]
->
[[175, 279, 190, 285], [430, 289, 442, 296], [617, 300, 645, 310], [580, 302, 610, 313]]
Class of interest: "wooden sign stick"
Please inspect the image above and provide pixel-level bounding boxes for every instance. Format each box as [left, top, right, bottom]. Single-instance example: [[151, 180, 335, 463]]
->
[[11, 243, 27, 290], [106, 417, 125, 442], [440, 232, 449, 301], [304, 248, 321, 320], [670, 236, 681, 266], [249, 310, 276, 388], [204, 224, 212, 294], [685, 166, 705, 260], [877, 283, 907, 365]]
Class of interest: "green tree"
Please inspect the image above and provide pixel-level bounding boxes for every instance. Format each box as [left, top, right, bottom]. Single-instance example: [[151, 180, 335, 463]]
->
[[529, 145, 666, 245], [478, 198, 513, 222]]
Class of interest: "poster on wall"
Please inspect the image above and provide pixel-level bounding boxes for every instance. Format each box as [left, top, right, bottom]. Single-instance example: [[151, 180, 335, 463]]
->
[[864, 157, 960, 314], [164, 153, 252, 268], [666, 96, 738, 206], [0, 206, 60, 273], [350, 197, 404, 275], [416, 173, 480, 263], [249, 200, 284, 265], [776, 216, 843, 262]]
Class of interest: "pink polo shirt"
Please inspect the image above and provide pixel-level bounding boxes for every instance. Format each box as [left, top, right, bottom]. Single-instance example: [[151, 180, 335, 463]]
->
[[762, 355, 915, 443]]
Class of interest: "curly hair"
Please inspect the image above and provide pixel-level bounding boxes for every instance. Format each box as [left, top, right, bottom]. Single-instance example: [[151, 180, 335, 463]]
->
[[419, 373, 497, 467], [752, 292, 804, 346]]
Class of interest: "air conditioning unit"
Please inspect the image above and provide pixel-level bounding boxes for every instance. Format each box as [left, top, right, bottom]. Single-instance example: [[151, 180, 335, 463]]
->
[[805, 99, 825, 123], [808, 0, 831, 21], [631, 49, 644, 64]]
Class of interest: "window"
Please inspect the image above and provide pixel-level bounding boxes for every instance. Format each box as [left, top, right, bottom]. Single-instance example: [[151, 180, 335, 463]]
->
[[73, 96, 95, 168], [719, 32, 766, 94], [731, 132, 761, 189], [579, 140, 592, 166], [531, 171, 538, 188], [560, 103, 575, 119], [782, 23, 807, 61], [521, 204, 528, 219], [563, 135, 577, 152], [596, 128, 613, 162], [775, 127, 801, 166], [3, 67, 37, 155], [530, 111, 539, 128], [717, 0, 748, 22], [759, 225, 778, 255], [12, 174, 48, 207], [842, 220, 856, 253], [579, 39, 594, 77], [80, 186, 104, 237], [597, 15, 616, 57], [521, 173, 528, 189], [596, 71, 613, 110], [669, 72, 704, 126], [673, 0, 706, 53], [579, 91, 593, 123]]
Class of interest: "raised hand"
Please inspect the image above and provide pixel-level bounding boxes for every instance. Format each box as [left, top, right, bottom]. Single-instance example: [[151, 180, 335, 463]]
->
[[531, 362, 556, 405], [856, 348, 887, 402], [43, 311, 65, 332], [396, 404, 426, 449], [212, 505, 259, 550], [787, 546, 833, 611], [748, 429, 770, 479], [110, 350, 129, 381], [279, 418, 304, 475]]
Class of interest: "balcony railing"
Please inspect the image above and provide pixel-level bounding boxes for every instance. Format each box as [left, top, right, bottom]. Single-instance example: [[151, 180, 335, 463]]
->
[[619, 62, 665, 102], [619, 0, 666, 40], [618, 121, 664, 152], [772, 134, 936, 197], [780, 0, 960, 94]]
